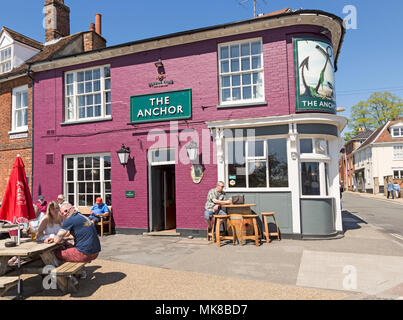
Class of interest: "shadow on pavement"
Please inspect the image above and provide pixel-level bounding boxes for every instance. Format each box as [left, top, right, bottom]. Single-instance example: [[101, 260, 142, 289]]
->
[[342, 210, 368, 233], [5, 265, 127, 299]]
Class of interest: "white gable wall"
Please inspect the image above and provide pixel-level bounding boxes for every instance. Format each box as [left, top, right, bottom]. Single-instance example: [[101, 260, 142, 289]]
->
[[13, 41, 40, 68]]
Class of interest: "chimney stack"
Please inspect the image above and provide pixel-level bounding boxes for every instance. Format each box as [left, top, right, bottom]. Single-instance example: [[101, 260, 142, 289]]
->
[[90, 23, 95, 32], [95, 13, 102, 35], [44, 0, 70, 42]]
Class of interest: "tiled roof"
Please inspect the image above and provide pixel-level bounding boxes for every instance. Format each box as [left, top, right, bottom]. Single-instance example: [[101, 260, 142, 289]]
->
[[351, 130, 374, 141], [0, 32, 84, 80], [355, 126, 384, 151], [2, 26, 43, 50]]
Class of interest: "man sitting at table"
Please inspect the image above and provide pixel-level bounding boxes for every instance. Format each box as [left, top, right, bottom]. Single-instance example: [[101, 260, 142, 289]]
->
[[204, 181, 232, 232], [44, 203, 100, 263], [89, 197, 109, 225]]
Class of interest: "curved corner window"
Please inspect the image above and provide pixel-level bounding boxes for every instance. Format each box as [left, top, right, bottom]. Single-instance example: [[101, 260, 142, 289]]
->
[[300, 138, 329, 155], [301, 161, 329, 196]]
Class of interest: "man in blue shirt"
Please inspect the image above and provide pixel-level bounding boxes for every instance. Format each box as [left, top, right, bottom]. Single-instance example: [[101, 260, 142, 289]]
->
[[387, 180, 395, 199], [45, 203, 101, 263], [89, 197, 109, 224]]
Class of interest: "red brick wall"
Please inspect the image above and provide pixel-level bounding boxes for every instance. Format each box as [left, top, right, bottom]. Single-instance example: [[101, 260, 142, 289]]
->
[[0, 76, 33, 200], [83, 31, 106, 52]]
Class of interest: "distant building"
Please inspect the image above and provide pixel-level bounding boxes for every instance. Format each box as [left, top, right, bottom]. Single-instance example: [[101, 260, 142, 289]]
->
[[352, 120, 403, 194], [0, 0, 106, 199], [339, 129, 373, 192]]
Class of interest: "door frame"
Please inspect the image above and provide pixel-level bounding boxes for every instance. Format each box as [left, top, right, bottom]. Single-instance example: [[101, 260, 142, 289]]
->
[[147, 149, 176, 232]]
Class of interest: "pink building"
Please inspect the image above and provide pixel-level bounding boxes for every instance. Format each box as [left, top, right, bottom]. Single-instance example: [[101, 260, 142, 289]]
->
[[31, 7, 347, 239]]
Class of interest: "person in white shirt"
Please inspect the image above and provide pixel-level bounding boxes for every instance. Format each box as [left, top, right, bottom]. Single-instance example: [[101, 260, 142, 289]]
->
[[57, 194, 68, 207], [37, 201, 64, 241]]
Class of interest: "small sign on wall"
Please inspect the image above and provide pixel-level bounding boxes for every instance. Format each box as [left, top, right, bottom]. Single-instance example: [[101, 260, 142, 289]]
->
[[125, 191, 135, 198]]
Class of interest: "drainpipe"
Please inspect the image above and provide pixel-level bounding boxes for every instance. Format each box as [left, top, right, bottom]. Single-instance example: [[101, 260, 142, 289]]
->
[[27, 64, 34, 195]]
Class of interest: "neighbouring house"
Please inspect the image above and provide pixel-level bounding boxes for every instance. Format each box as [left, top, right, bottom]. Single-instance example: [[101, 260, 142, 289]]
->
[[352, 119, 403, 194], [339, 129, 373, 192], [29, 7, 348, 239], [0, 0, 106, 200]]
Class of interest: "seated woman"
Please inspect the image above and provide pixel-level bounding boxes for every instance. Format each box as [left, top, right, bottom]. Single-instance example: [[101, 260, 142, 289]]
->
[[37, 201, 64, 241]]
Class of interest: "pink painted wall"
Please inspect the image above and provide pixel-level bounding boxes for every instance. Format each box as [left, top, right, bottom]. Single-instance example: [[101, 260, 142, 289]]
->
[[33, 25, 331, 231]]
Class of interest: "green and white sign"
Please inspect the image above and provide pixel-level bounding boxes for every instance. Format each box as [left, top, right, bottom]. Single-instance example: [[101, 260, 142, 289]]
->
[[130, 89, 192, 124], [294, 38, 336, 114]]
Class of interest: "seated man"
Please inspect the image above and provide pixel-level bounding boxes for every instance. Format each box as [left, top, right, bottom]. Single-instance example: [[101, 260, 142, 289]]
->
[[45, 203, 101, 263], [204, 181, 232, 231], [89, 197, 109, 224]]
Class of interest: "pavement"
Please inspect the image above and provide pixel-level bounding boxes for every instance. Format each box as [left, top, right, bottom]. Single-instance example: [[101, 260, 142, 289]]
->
[[1, 192, 403, 300]]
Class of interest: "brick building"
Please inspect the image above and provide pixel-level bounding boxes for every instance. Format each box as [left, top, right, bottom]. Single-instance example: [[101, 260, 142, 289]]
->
[[30, 8, 348, 239], [0, 0, 106, 203]]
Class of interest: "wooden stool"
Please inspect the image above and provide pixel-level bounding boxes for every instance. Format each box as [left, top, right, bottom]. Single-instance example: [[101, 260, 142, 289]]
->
[[262, 212, 280, 243], [214, 215, 235, 247], [239, 215, 260, 246], [207, 216, 216, 242]]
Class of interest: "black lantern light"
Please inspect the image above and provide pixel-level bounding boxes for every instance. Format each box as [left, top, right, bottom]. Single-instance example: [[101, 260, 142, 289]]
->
[[186, 140, 199, 163], [116, 144, 131, 166]]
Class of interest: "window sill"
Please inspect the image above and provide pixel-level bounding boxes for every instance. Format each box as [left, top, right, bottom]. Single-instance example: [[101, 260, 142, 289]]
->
[[8, 129, 28, 135], [217, 101, 267, 109], [61, 117, 112, 126], [226, 188, 291, 192]]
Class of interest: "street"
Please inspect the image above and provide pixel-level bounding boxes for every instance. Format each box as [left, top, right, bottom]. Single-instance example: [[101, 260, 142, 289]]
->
[[342, 192, 403, 241]]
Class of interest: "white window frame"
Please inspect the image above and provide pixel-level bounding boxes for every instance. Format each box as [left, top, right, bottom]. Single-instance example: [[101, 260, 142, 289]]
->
[[63, 153, 112, 208], [148, 148, 176, 166], [393, 145, 403, 160], [218, 38, 265, 106], [393, 169, 403, 179], [64, 65, 111, 123], [224, 135, 290, 192], [10, 85, 28, 134], [0, 46, 12, 74], [391, 126, 403, 138], [300, 160, 331, 198], [299, 137, 329, 157]]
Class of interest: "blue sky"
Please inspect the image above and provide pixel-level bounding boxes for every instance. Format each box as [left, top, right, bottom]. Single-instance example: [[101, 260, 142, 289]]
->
[[1, 0, 402, 133]]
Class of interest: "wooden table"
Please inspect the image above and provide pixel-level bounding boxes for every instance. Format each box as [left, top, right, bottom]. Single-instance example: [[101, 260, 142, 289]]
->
[[0, 225, 24, 234], [0, 238, 60, 276], [222, 204, 260, 246]]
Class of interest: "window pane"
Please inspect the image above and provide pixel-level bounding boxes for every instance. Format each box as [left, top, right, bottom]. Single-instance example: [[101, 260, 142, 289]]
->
[[95, 106, 101, 117], [78, 95, 85, 107], [104, 156, 111, 168], [68, 183, 74, 193], [85, 82, 93, 93], [104, 67, 111, 78], [93, 168, 100, 180], [87, 195, 94, 206], [242, 74, 251, 85], [393, 128, 399, 136], [248, 140, 264, 157], [232, 87, 241, 100], [106, 103, 111, 115], [68, 195, 75, 205], [93, 156, 100, 168], [86, 95, 94, 106], [230, 59, 239, 72], [220, 46, 229, 59], [22, 92, 28, 107], [77, 72, 84, 82], [252, 56, 261, 69], [67, 170, 74, 182], [243, 86, 252, 99], [85, 169, 92, 181], [66, 73, 74, 84], [222, 76, 230, 87], [67, 84, 74, 96], [228, 163, 246, 188], [85, 70, 92, 81], [268, 139, 288, 187], [79, 182, 85, 193], [241, 43, 250, 56], [222, 89, 230, 102], [230, 45, 239, 58], [301, 162, 320, 195], [104, 169, 111, 181], [87, 106, 94, 118], [232, 75, 240, 86], [315, 139, 328, 155], [95, 182, 101, 193], [248, 161, 267, 188], [78, 157, 84, 168], [227, 140, 245, 165], [105, 182, 111, 193], [105, 194, 112, 206], [251, 41, 261, 54], [300, 139, 313, 153], [78, 83, 84, 94], [105, 92, 111, 103], [85, 157, 92, 168], [241, 57, 250, 71], [93, 68, 100, 79], [86, 182, 93, 193], [67, 158, 74, 169], [94, 80, 101, 92], [105, 79, 111, 90], [220, 60, 229, 73]]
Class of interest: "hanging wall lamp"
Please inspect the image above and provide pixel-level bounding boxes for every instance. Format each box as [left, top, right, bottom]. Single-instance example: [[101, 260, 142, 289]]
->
[[116, 144, 131, 167]]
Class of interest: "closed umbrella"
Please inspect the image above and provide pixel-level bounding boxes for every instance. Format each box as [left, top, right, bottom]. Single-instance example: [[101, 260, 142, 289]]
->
[[0, 155, 35, 299]]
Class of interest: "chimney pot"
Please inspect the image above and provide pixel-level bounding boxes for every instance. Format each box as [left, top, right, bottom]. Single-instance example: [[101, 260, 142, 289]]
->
[[90, 23, 95, 32], [95, 13, 102, 35]]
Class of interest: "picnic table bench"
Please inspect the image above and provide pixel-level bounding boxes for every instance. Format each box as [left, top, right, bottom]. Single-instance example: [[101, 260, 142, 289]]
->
[[0, 276, 19, 296]]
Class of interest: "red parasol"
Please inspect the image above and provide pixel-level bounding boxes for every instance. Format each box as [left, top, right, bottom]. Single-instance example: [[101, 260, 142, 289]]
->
[[0, 155, 36, 223]]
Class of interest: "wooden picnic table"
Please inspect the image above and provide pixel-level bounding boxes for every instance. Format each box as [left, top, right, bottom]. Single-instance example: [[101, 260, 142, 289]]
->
[[0, 225, 24, 234], [222, 204, 260, 246], [0, 238, 60, 276]]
